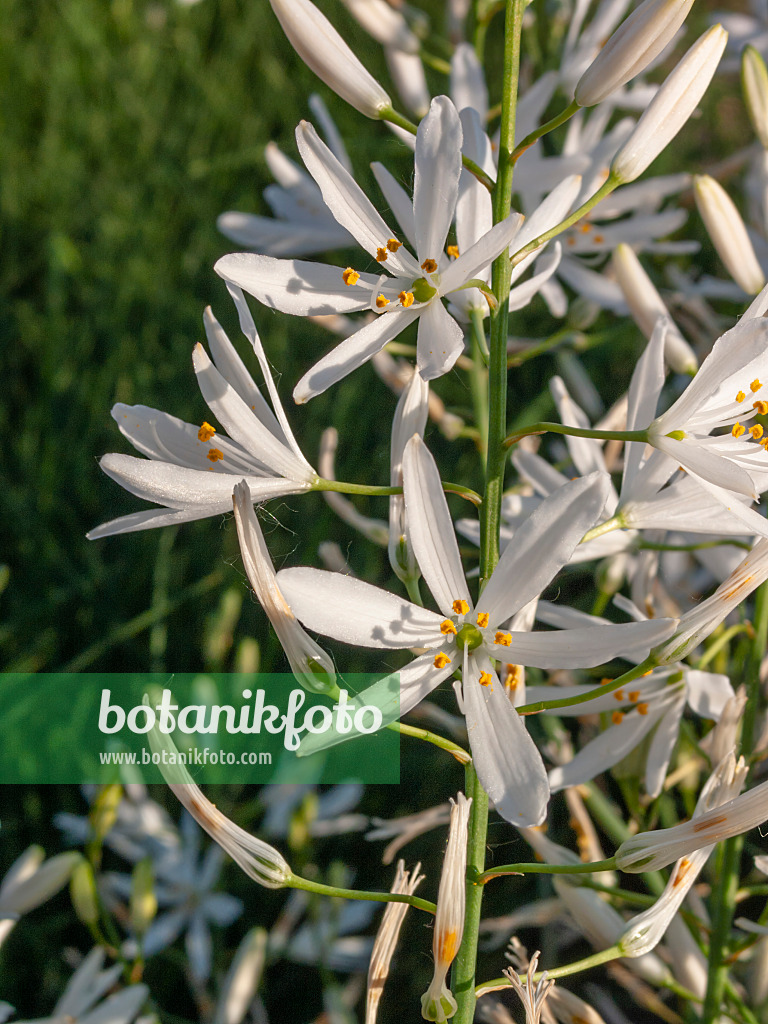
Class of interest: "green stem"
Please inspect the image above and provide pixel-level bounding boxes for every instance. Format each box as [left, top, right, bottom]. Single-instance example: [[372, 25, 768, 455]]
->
[[478, 857, 616, 883], [701, 580, 768, 1023], [503, 421, 648, 448], [696, 623, 754, 670], [509, 99, 580, 164], [477, 946, 623, 996], [288, 873, 436, 915], [387, 721, 471, 764], [515, 656, 655, 715], [315, 477, 483, 506], [469, 309, 489, 464]]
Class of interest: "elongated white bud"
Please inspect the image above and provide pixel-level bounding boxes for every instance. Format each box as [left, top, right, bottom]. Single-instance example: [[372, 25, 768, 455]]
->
[[612, 243, 697, 374], [341, 0, 420, 53], [269, 0, 392, 118], [611, 25, 728, 183], [575, 0, 695, 106], [743, 45, 768, 150], [694, 174, 766, 295], [421, 794, 471, 1022]]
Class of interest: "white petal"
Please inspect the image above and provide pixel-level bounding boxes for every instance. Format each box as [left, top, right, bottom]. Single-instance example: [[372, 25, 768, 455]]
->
[[621, 319, 667, 502], [296, 122, 420, 277], [371, 161, 417, 249], [464, 658, 549, 825], [507, 244, 562, 312], [87, 506, 223, 539], [216, 210, 353, 257], [652, 433, 758, 498], [399, 650, 456, 716], [293, 307, 420, 403], [215, 253, 377, 316], [684, 669, 734, 720], [440, 212, 524, 295], [477, 473, 611, 625], [450, 43, 488, 121], [413, 96, 462, 263], [276, 567, 443, 647], [644, 691, 686, 798], [455, 108, 493, 253], [416, 299, 465, 380], [402, 435, 471, 616], [491, 619, 678, 669], [80, 988, 148, 1024]]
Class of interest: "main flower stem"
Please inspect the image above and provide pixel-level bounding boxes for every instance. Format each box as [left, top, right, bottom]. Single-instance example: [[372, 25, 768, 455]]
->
[[452, 1, 525, 1021]]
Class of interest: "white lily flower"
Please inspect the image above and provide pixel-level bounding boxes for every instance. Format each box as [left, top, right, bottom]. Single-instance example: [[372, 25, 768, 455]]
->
[[574, 0, 696, 107], [268, 0, 392, 118], [611, 25, 728, 183], [88, 286, 317, 539], [0, 847, 82, 948], [216, 97, 526, 400], [619, 751, 748, 957], [277, 438, 677, 824], [694, 174, 766, 295], [233, 480, 337, 693], [743, 45, 768, 149], [421, 794, 470, 1022]]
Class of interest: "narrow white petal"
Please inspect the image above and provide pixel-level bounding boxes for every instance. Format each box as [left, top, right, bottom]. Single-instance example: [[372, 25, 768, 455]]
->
[[402, 435, 471, 616], [217, 210, 353, 258], [464, 659, 549, 826], [276, 567, 443, 647], [440, 212, 524, 295], [87, 506, 222, 539], [296, 122, 420, 277], [416, 300, 465, 380], [477, 473, 612, 625], [684, 669, 734, 720], [413, 97, 462, 263], [621, 319, 667, 502], [491, 619, 678, 669], [644, 691, 686, 798], [507, 243, 562, 311], [652, 434, 758, 498], [399, 651, 456, 716], [371, 161, 417, 249], [215, 253, 376, 316], [293, 308, 420, 403], [450, 43, 488, 121]]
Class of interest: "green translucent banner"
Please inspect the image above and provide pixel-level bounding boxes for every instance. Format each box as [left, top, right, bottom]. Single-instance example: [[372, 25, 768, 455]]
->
[[0, 674, 400, 784]]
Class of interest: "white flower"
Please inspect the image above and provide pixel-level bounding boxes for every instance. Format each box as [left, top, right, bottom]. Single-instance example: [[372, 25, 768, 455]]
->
[[421, 794, 471, 1022], [0, 847, 81, 949], [502, 950, 554, 1024], [574, 0, 696, 107], [216, 97, 525, 400], [268, 0, 392, 118], [277, 437, 677, 824], [694, 174, 766, 295], [88, 286, 316, 539], [611, 25, 728, 183], [743, 45, 768, 150], [233, 479, 336, 693]]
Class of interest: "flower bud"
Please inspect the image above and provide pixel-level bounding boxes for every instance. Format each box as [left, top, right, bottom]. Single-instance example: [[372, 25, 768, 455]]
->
[[0, 850, 82, 916], [341, 0, 420, 53], [70, 859, 99, 927], [130, 857, 158, 937], [269, 0, 393, 118], [575, 0, 695, 107], [694, 174, 766, 295], [743, 45, 768, 150], [611, 25, 728, 183]]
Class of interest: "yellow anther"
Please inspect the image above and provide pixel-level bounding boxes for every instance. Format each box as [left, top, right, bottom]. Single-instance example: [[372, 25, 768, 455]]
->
[[386, 238, 402, 252], [207, 448, 224, 463], [421, 258, 438, 274], [447, 245, 459, 259], [198, 421, 216, 442], [375, 294, 390, 309], [737, 390, 746, 403], [434, 652, 452, 670], [478, 671, 493, 688], [476, 612, 490, 628], [579, 223, 591, 233], [755, 400, 768, 415], [611, 710, 624, 725], [592, 234, 605, 244], [567, 237, 577, 247], [376, 247, 388, 262], [762, 437, 768, 449], [613, 690, 625, 701], [494, 631, 512, 647], [732, 422, 746, 438], [600, 677, 613, 686], [637, 702, 649, 715], [752, 379, 763, 392], [452, 599, 469, 615], [342, 267, 360, 286], [504, 664, 523, 691], [752, 424, 764, 440], [628, 690, 640, 701], [440, 619, 458, 636], [399, 290, 414, 308]]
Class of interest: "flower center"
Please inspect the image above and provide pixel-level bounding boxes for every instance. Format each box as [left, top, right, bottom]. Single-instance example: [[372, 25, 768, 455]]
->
[[455, 623, 483, 651], [411, 277, 437, 303]]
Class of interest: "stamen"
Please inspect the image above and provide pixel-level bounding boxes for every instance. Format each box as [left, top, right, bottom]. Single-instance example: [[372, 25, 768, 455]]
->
[[600, 677, 613, 686], [478, 671, 493, 688], [637, 702, 649, 715], [342, 267, 360, 286], [672, 858, 692, 888], [386, 238, 402, 252], [737, 390, 746, 403], [421, 258, 438, 274], [504, 664, 523, 691], [732, 422, 746, 438], [198, 422, 216, 442], [434, 652, 452, 670], [446, 245, 459, 259], [207, 448, 224, 463], [399, 291, 414, 308], [376, 248, 388, 262], [628, 690, 640, 701], [440, 620, 457, 636], [375, 294, 390, 309], [452, 600, 469, 615], [752, 379, 763, 392], [754, 400, 768, 415], [752, 424, 764, 440], [476, 612, 489, 628], [579, 223, 591, 234], [593, 233, 605, 243], [611, 710, 624, 724], [614, 690, 625, 701], [494, 631, 512, 647]]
